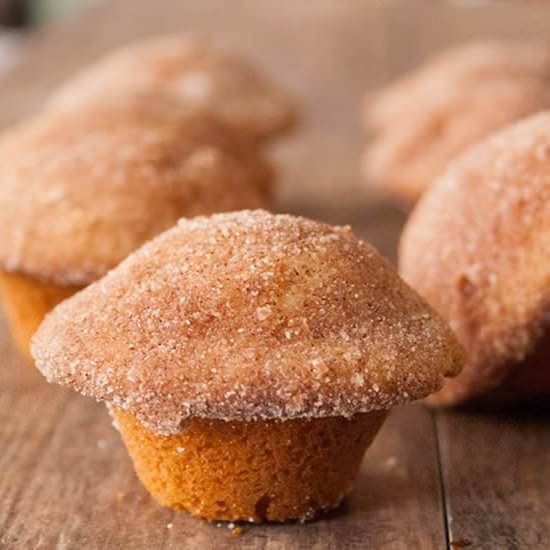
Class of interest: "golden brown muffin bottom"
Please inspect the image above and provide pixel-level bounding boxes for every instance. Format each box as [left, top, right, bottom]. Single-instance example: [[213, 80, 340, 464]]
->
[[0, 270, 82, 362], [113, 408, 387, 522]]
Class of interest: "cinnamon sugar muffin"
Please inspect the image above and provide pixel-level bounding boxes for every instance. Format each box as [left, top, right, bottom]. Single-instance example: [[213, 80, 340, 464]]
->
[[47, 35, 297, 144], [32, 210, 463, 522], [0, 108, 269, 360], [363, 40, 550, 205], [399, 112, 550, 405]]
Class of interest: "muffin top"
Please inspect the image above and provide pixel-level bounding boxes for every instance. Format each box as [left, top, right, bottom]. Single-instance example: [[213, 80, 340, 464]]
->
[[47, 35, 297, 143], [399, 112, 550, 405], [33, 210, 463, 434], [363, 40, 550, 204], [0, 108, 269, 286]]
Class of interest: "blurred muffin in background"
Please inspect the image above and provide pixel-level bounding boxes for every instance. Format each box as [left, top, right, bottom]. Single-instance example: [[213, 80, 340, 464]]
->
[[399, 112, 550, 405], [362, 40, 550, 206], [0, 106, 270, 361], [47, 35, 298, 145]]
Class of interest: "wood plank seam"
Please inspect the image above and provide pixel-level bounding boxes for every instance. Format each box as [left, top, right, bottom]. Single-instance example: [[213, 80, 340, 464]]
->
[[433, 411, 452, 550]]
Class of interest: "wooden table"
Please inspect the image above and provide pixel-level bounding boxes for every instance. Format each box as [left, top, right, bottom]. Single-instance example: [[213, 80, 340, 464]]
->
[[1, 1, 549, 548]]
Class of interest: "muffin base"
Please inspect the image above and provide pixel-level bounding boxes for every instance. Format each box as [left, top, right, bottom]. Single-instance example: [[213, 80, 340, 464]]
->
[[113, 408, 387, 522], [0, 270, 82, 361]]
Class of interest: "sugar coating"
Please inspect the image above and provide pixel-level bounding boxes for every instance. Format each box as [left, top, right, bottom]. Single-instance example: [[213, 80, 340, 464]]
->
[[0, 107, 270, 285], [46, 35, 297, 143], [400, 112, 550, 404], [33, 210, 463, 434], [363, 40, 550, 203]]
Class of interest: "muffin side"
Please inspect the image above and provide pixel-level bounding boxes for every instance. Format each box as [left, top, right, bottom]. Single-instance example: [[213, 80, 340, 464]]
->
[[114, 408, 386, 522], [0, 108, 271, 287], [47, 35, 298, 144], [0, 271, 82, 360], [399, 112, 550, 405], [33, 210, 464, 521], [363, 40, 550, 205], [0, 106, 271, 359]]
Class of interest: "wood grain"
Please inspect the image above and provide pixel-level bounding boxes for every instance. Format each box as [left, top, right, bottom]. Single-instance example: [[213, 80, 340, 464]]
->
[[0, 0, 550, 548], [437, 407, 550, 550], [0, 318, 447, 549]]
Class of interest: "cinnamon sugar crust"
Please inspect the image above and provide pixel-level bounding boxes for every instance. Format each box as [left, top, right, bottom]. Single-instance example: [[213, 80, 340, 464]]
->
[[0, 108, 270, 286], [33, 210, 463, 434], [399, 112, 550, 405], [363, 40, 550, 204], [47, 35, 298, 143]]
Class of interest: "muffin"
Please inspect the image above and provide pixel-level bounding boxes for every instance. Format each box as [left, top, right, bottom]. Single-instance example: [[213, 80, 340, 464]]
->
[[32, 210, 463, 522], [47, 35, 297, 144], [363, 40, 550, 205], [399, 112, 550, 405], [0, 108, 270, 360]]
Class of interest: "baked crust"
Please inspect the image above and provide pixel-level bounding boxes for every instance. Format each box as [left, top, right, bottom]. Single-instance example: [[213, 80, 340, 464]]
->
[[47, 35, 298, 143], [113, 408, 386, 522], [0, 108, 270, 286], [33, 210, 463, 433], [399, 112, 550, 405], [363, 41, 550, 204]]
